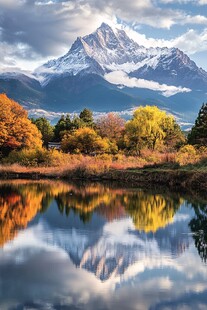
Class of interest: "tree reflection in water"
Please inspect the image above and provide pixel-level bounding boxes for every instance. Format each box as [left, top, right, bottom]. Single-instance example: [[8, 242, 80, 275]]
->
[[189, 202, 207, 263], [1, 179, 207, 264], [124, 191, 183, 232], [0, 180, 70, 246]]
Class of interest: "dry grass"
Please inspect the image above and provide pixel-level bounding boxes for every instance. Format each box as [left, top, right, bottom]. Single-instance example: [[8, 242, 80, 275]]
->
[[0, 154, 148, 177], [1, 147, 207, 179]]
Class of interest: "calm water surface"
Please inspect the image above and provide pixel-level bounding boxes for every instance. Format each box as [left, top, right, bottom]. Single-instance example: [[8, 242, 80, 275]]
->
[[0, 180, 207, 310]]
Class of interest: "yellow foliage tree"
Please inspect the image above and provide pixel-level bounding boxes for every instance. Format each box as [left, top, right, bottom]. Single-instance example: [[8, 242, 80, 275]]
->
[[0, 94, 42, 155], [61, 127, 111, 154], [125, 105, 183, 154]]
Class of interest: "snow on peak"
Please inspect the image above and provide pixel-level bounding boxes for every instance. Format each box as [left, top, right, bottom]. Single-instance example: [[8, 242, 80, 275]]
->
[[36, 23, 145, 83], [35, 23, 206, 91]]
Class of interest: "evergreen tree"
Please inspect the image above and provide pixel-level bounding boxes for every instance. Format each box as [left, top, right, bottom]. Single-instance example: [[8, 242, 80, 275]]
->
[[32, 117, 54, 147], [71, 115, 83, 131], [54, 115, 66, 141], [188, 103, 207, 146], [79, 108, 94, 127]]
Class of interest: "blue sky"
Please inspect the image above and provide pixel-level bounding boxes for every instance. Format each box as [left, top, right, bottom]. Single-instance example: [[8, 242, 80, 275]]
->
[[0, 0, 207, 72]]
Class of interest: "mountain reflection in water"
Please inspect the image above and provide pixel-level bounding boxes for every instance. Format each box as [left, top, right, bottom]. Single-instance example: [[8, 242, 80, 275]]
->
[[0, 180, 207, 310]]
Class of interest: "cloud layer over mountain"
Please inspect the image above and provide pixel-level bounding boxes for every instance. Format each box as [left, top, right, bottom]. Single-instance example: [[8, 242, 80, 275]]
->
[[105, 71, 191, 97]]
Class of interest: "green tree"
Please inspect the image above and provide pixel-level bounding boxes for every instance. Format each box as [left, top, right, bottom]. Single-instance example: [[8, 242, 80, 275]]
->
[[71, 115, 84, 131], [54, 114, 76, 140], [32, 117, 54, 147], [189, 202, 207, 262], [188, 103, 207, 146], [124, 106, 183, 155], [54, 115, 66, 141], [79, 108, 94, 127], [65, 114, 72, 130], [54, 110, 94, 142]]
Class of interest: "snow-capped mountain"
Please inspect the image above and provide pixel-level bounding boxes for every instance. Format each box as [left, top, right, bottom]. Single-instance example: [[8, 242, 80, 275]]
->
[[1, 23, 207, 122], [37, 23, 147, 82], [37, 22, 207, 92]]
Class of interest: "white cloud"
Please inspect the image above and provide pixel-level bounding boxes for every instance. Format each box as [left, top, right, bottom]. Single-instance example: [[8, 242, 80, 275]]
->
[[181, 14, 207, 25], [120, 24, 207, 57], [172, 28, 207, 55], [28, 109, 63, 120], [160, 0, 207, 4], [88, 0, 207, 28], [0, 0, 25, 8], [0, 0, 207, 71], [105, 71, 191, 97]]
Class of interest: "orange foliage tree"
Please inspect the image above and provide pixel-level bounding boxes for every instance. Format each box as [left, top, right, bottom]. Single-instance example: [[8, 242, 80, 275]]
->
[[0, 94, 42, 155], [96, 112, 125, 144]]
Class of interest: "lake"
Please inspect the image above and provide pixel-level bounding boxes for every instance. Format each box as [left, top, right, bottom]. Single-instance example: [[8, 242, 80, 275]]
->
[[0, 180, 207, 310]]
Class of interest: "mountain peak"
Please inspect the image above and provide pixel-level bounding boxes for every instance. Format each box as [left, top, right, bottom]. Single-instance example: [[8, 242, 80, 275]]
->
[[36, 22, 207, 92], [69, 36, 88, 53], [99, 22, 112, 31]]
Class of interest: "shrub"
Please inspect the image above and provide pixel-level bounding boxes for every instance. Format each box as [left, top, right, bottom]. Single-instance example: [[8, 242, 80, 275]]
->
[[176, 145, 198, 165], [4, 148, 68, 167]]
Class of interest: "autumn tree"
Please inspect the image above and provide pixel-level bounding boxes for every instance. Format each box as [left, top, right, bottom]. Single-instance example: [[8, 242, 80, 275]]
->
[[0, 94, 42, 156], [32, 117, 54, 147], [96, 113, 125, 147], [124, 106, 184, 155], [162, 117, 185, 150], [188, 103, 207, 146], [61, 127, 110, 154]]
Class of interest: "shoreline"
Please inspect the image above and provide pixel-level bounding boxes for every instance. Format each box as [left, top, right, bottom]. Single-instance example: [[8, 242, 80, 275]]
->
[[0, 167, 206, 191]]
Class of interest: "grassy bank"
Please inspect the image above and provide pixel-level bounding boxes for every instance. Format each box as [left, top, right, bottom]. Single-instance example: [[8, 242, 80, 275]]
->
[[1, 160, 207, 191]]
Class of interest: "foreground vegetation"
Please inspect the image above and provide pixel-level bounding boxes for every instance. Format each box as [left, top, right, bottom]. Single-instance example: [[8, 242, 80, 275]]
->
[[1, 153, 207, 191]]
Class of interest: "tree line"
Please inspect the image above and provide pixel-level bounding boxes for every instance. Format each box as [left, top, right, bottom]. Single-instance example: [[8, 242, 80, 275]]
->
[[0, 93, 207, 158], [30, 106, 185, 155]]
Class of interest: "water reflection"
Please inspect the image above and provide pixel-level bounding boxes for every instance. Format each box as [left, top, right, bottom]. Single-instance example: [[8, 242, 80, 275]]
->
[[0, 180, 184, 247], [189, 201, 207, 263], [0, 180, 207, 309], [0, 180, 70, 246], [125, 192, 182, 232]]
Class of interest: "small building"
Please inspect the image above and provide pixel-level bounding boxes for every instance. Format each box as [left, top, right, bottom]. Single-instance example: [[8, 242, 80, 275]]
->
[[48, 142, 61, 150]]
